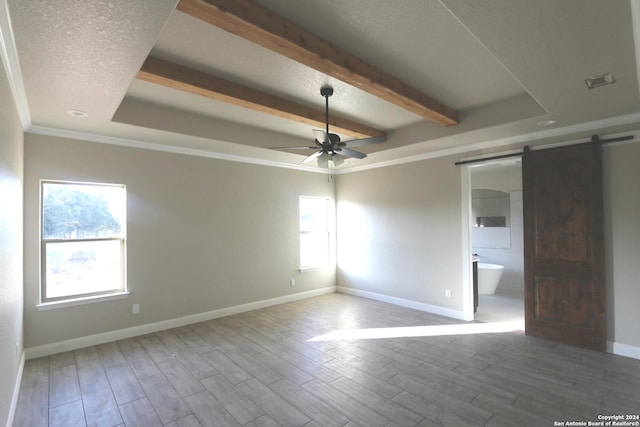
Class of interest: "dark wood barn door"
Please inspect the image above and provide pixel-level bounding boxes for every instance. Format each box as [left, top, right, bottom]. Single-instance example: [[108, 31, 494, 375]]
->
[[522, 142, 606, 351]]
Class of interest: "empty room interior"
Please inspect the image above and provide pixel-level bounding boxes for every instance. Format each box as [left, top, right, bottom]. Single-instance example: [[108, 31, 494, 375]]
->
[[2, 1, 640, 426]]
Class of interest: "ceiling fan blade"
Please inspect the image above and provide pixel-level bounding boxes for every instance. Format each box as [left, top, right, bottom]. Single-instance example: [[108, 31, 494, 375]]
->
[[302, 150, 323, 163], [336, 147, 367, 159], [342, 135, 387, 148], [270, 146, 318, 150]]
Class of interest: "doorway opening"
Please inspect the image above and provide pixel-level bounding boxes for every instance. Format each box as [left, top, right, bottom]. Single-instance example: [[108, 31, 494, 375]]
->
[[467, 159, 524, 325]]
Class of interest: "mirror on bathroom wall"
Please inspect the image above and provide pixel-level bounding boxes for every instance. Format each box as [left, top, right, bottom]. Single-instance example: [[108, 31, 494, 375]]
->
[[471, 189, 510, 227], [472, 189, 511, 249]]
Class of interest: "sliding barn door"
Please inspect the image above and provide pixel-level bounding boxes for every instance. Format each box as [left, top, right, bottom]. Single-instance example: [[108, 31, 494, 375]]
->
[[522, 143, 606, 351]]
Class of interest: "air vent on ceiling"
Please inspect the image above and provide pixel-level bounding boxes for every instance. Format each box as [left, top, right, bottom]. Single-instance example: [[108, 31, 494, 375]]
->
[[585, 72, 614, 89]]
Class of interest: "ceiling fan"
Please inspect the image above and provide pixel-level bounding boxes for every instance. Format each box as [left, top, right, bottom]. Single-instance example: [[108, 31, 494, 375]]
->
[[271, 86, 386, 167]]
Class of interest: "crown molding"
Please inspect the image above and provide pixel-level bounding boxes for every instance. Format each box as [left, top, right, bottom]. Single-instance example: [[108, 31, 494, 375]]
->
[[26, 110, 640, 177], [0, 0, 30, 129], [336, 111, 640, 174], [26, 125, 326, 174]]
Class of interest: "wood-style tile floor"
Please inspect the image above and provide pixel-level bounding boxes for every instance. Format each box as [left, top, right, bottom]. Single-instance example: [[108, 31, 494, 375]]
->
[[14, 293, 640, 426]]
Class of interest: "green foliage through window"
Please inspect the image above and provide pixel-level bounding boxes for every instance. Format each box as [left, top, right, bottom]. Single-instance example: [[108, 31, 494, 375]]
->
[[43, 183, 123, 239]]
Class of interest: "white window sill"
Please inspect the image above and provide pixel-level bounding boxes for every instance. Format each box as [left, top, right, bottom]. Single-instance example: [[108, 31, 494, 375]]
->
[[299, 265, 330, 273], [37, 291, 130, 311]]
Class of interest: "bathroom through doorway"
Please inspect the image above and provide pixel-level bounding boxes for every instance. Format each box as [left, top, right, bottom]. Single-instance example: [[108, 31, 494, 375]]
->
[[467, 159, 524, 325]]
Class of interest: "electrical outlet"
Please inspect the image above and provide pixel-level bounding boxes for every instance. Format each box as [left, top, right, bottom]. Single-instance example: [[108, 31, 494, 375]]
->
[[445, 289, 452, 298], [290, 278, 295, 287], [132, 304, 140, 314]]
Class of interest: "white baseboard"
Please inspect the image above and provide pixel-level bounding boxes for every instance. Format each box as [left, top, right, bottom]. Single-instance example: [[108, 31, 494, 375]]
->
[[607, 341, 640, 360], [25, 286, 336, 360], [6, 351, 25, 427], [24, 285, 640, 363], [337, 286, 472, 321]]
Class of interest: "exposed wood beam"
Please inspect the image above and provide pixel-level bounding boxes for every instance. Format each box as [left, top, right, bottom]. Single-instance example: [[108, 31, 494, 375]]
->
[[137, 56, 386, 139], [176, 0, 458, 126]]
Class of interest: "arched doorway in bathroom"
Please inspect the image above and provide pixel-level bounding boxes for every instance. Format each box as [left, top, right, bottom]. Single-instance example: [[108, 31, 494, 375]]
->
[[468, 159, 524, 324]]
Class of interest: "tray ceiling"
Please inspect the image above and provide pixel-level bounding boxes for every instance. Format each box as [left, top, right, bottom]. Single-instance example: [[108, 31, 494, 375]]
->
[[5, 0, 640, 170]]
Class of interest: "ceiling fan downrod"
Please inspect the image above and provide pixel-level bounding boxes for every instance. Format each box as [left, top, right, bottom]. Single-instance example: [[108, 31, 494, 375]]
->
[[320, 86, 333, 137]]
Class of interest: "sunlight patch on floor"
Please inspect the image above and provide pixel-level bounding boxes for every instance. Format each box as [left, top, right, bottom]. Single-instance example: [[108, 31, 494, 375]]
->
[[307, 319, 525, 342]]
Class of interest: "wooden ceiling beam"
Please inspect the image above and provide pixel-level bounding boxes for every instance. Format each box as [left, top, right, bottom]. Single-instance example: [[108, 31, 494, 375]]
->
[[176, 0, 458, 126], [137, 56, 386, 139]]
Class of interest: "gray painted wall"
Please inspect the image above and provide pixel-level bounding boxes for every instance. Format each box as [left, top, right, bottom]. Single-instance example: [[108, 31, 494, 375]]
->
[[20, 132, 640, 356], [23, 134, 335, 348], [11, 105, 640, 427], [336, 155, 465, 312], [0, 57, 24, 426], [336, 144, 640, 349], [603, 142, 640, 348]]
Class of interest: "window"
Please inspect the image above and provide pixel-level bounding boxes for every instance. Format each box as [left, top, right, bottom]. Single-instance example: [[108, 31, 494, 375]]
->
[[41, 181, 126, 303], [299, 196, 332, 270]]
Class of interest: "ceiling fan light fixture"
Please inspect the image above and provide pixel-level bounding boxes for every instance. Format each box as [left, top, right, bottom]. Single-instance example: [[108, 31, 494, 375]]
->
[[317, 153, 329, 168], [331, 154, 344, 166]]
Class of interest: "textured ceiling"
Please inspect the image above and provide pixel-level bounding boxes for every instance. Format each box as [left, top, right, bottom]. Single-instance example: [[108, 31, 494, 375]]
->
[[9, 0, 178, 127], [4, 0, 640, 171]]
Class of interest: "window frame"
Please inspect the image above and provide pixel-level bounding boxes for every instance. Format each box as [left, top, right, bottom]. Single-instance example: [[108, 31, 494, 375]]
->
[[39, 180, 127, 306], [299, 196, 333, 271]]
